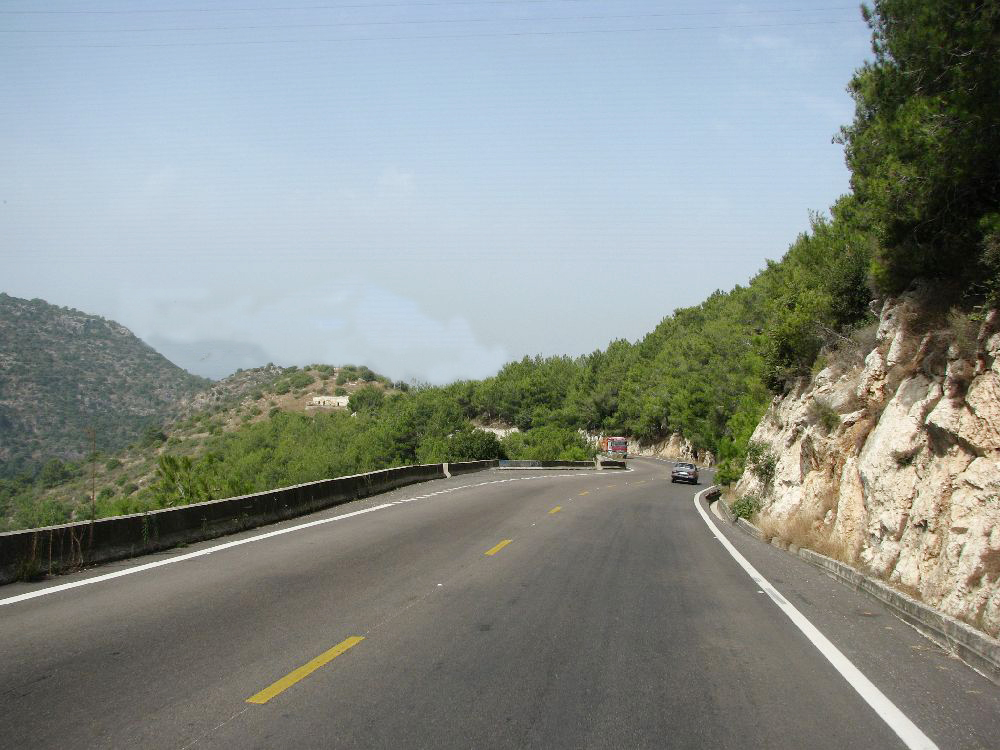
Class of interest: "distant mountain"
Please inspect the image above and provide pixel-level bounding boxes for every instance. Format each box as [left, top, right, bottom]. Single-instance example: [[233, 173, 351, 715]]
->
[[145, 335, 274, 380], [0, 293, 210, 478]]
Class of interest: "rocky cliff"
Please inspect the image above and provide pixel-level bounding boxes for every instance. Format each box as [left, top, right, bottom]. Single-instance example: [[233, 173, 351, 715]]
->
[[735, 294, 1000, 637], [629, 434, 715, 466]]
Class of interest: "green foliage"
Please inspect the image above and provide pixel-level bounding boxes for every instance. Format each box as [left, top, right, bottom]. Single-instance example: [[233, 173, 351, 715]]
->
[[730, 494, 763, 520], [140, 424, 167, 448], [808, 399, 841, 432], [38, 458, 75, 488], [472, 355, 580, 430], [334, 387, 347, 396], [838, 0, 1000, 298], [0, 293, 209, 480], [501, 426, 593, 461], [745, 442, 777, 486], [446, 428, 504, 461], [348, 386, 385, 415], [286, 371, 315, 389], [755, 203, 873, 389], [150, 455, 210, 507]]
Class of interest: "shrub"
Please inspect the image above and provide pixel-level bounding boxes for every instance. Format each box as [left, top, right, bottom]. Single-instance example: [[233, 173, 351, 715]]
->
[[348, 386, 385, 415], [745, 441, 777, 486], [713, 461, 742, 486], [38, 458, 74, 487], [501, 425, 592, 461], [948, 308, 979, 361], [104, 458, 121, 471], [807, 398, 841, 432], [287, 371, 315, 389], [140, 425, 167, 448], [730, 493, 762, 520]]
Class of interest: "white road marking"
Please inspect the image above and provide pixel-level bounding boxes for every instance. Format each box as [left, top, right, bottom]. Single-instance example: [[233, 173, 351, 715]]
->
[[1, 471, 606, 608], [692, 489, 937, 750]]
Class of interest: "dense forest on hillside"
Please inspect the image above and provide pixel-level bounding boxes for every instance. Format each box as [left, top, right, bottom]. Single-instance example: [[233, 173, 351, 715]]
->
[[2, 1, 996, 530], [0, 294, 209, 478]]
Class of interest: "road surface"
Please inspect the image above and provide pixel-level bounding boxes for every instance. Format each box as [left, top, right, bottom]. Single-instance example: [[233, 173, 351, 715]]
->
[[2, 458, 998, 748]]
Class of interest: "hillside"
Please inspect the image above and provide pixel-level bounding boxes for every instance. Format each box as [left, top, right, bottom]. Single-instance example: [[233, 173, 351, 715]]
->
[[0, 362, 424, 530], [0, 294, 209, 478]]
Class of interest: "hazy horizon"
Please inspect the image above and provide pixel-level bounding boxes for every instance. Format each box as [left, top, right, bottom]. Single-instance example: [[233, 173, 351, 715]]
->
[[1, 1, 872, 383]]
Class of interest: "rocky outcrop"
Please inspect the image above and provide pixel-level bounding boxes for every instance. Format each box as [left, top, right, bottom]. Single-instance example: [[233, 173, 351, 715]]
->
[[629, 433, 715, 466], [736, 297, 1000, 637]]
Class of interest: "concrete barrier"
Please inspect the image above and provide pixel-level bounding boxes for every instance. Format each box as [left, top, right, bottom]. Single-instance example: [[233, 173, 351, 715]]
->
[[0, 462, 448, 585], [736, 517, 766, 540], [497, 460, 595, 470], [713, 493, 736, 523], [445, 460, 500, 476], [796, 547, 1000, 685], [596, 458, 627, 470]]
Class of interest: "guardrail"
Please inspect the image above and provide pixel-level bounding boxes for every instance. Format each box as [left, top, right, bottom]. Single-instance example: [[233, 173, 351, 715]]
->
[[1, 461, 478, 585], [497, 459, 627, 470]]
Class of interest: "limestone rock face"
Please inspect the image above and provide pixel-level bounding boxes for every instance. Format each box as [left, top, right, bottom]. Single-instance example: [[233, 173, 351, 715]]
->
[[629, 434, 714, 466], [736, 296, 1000, 637]]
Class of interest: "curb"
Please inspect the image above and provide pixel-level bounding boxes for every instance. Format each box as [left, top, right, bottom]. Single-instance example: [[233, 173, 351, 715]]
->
[[711, 490, 1000, 685]]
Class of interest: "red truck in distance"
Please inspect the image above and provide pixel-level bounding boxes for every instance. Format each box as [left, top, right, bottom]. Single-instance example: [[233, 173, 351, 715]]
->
[[599, 436, 628, 459]]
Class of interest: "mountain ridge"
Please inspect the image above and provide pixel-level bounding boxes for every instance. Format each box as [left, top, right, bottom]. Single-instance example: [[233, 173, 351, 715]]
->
[[0, 293, 210, 477]]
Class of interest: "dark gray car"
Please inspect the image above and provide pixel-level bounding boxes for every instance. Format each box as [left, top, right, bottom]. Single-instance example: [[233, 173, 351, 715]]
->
[[671, 462, 699, 484]]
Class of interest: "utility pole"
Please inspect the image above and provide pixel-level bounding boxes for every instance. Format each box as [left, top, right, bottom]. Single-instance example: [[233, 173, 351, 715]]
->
[[85, 427, 96, 545]]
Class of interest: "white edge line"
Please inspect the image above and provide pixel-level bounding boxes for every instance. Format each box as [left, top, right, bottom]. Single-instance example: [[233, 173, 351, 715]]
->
[[692, 488, 937, 750], [0, 471, 605, 608]]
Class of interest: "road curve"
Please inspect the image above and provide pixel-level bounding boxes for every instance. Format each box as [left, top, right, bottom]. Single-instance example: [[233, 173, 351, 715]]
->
[[1, 458, 998, 748]]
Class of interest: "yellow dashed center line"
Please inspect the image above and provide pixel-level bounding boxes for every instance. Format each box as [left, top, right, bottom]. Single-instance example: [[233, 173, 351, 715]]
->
[[549, 506, 562, 515], [247, 636, 364, 705], [485, 539, 513, 556], [579, 490, 589, 496]]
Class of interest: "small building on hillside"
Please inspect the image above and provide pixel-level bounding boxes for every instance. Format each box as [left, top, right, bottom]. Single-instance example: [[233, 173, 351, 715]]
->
[[311, 395, 350, 408]]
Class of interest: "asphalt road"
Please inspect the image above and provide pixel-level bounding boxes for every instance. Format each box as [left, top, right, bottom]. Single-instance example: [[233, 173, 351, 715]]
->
[[2, 458, 998, 749]]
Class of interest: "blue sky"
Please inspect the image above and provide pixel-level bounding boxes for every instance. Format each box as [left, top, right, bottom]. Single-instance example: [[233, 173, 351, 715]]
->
[[1, 1, 873, 381]]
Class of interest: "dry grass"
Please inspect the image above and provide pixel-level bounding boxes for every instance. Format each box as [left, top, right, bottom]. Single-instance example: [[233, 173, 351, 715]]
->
[[756, 511, 856, 565]]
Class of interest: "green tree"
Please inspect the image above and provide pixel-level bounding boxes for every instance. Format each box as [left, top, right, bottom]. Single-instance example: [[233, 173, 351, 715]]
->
[[838, 0, 1000, 297], [501, 426, 592, 461], [38, 458, 74, 487], [348, 386, 385, 415], [444, 427, 504, 461]]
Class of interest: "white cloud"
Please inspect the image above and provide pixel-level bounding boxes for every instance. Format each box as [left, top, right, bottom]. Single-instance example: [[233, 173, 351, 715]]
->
[[377, 167, 415, 194], [116, 280, 508, 383]]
